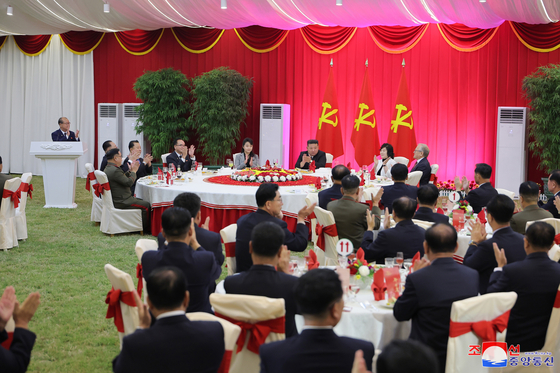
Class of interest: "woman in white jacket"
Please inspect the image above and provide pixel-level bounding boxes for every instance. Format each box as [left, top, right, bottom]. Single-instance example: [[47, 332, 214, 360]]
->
[[372, 143, 396, 178]]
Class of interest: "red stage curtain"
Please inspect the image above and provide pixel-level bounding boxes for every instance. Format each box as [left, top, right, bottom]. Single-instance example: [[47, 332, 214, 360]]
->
[[299, 25, 357, 54], [0, 36, 7, 51], [60, 31, 105, 55], [13, 35, 52, 56], [171, 27, 224, 53], [367, 24, 429, 54], [510, 21, 560, 52], [114, 29, 164, 55], [234, 26, 289, 53], [437, 24, 499, 52]]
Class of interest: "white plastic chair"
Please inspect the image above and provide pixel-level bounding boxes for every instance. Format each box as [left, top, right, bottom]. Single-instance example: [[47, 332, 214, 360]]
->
[[305, 193, 319, 247], [394, 156, 409, 166], [363, 187, 382, 208], [406, 171, 422, 186], [496, 188, 515, 200], [15, 173, 32, 241], [411, 219, 434, 230], [430, 164, 439, 184], [95, 170, 143, 236], [85, 163, 103, 223], [220, 223, 237, 275], [313, 206, 339, 266], [134, 239, 158, 303], [548, 244, 560, 262], [526, 218, 560, 234], [325, 153, 334, 167], [0, 178, 22, 251], [161, 153, 171, 167]]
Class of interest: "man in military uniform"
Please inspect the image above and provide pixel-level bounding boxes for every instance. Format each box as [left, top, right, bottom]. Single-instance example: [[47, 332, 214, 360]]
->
[[104, 148, 151, 234]]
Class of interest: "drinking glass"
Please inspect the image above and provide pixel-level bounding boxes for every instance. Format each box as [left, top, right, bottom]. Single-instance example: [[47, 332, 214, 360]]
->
[[348, 277, 360, 302], [338, 255, 347, 268], [227, 159, 233, 169], [403, 259, 413, 272], [396, 252, 404, 268], [296, 257, 306, 274], [385, 258, 395, 268]]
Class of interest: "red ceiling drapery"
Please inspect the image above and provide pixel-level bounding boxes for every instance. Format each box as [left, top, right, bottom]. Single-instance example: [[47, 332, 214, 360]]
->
[[437, 24, 499, 52], [60, 31, 105, 55], [13, 35, 52, 56], [300, 25, 357, 54], [234, 26, 289, 53], [510, 21, 560, 52], [367, 24, 429, 54], [171, 27, 224, 53], [114, 29, 164, 55]]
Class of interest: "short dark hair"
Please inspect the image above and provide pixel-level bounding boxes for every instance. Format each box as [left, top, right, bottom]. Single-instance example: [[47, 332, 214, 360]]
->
[[475, 163, 492, 179], [295, 269, 342, 317], [486, 194, 515, 224], [380, 143, 395, 159], [526, 222, 555, 251], [392, 197, 417, 220], [242, 137, 253, 146], [255, 183, 279, 207], [106, 148, 120, 160], [341, 175, 360, 195], [549, 170, 560, 186], [173, 192, 201, 218], [251, 222, 285, 257], [307, 139, 319, 146], [146, 267, 188, 310], [102, 140, 114, 152], [161, 207, 192, 240], [377, 340, 439, 373], [58, 117, 66, 125], [425, 223, 457, 253], [332, 165, 350, 181], [417, 184, 439, 206], [128, 140, 140, 151], [173, 138, 184, 147], [519, 181, 540, 202], [391, 164, 408, 182]]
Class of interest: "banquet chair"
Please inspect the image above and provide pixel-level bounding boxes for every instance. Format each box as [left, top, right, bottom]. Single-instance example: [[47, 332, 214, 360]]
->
[[95, 170, 143, 236], [526, 218, 560, 235], [363, 187, 382, 209], [325, 153, 334, 168], [305, 193, 319, 247], [548, 244, 560, 262], [430, 164, 439, 184], [161, 153, 170, 168], [496, 188, 515, 200], [85, 163, 103, 223], [220, 224, 237, 275], [15, 172, 32, 241], [313, 206, 339, 266], [233, 152, 241, 163], [0, 178, 22, 251], [394, 156, 409, 166], [445, 292, 517, 373], [0, 316, 15, 349], [104, 264, 139, 349], [210, 293, 286, 373], [134, 239, 158, 304], [411, 219, 434, 230], [187, 312, 242, 373], [405, 171, 422, 186]]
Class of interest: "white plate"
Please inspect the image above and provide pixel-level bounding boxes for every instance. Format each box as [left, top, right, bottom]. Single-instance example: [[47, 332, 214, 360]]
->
[[373, 300, 395, 309]]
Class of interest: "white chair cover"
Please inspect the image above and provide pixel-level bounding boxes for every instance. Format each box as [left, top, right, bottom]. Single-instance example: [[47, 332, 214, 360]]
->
[[325, 153, 334, 165], [445, 292, 517, 373], [411, 219, 435, 230], [134, 239, 158, 303], [210, 293, 286, 373], [313, 206, 339, 266], [0, 178, 22, 251], [95, 170, 143, 235], [220, 223, 237, 275], [15, 173, 32, 241], [549, 244, 560, 262], [161, 153, 170, 167], [305, 193, 319, 247], [85, 163, 103, 223], [496, 188, 515, 200], [394, 156, 409, 166], [406, 171, 423, 186], [431, 164, 439, 175], [104, 264, 139, 349], [233, 152, 241, 162], [526, 218, 560, 235]]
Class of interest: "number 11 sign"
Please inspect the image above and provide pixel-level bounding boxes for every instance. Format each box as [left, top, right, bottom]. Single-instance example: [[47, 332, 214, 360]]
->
[[336, 239, 354, 256]]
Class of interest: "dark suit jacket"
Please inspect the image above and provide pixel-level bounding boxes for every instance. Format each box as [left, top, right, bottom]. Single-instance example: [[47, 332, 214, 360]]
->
[[0, 173, 13, 210], [100, 155, 108, 172], [0, 328, 36, 373], [538, 191, 560, 218], [466, 183, 498, 214], [235, 209, 308, 273], [166, 151, 193, 172], [510, 204, 553, 234], [113, 315, 224, 373], [142, 241, 221, 313], [410, 158, 431, 186], [394, 257, 479, 373], [318, 184, 342, 209], [259, 328, 374, 373], [380, 182, 418, 213], [361, 220, 425, 263], [488, 252, 560, 352], [413, 207, 449, 224], [294, 150, 326, 169], [157, 225, 224, 266], [51, 129, 79, 141], [463, 226, 526, 294], [224, 265, 299, 337], [328, 196, 380, 250], [121, 156, 153, 194]]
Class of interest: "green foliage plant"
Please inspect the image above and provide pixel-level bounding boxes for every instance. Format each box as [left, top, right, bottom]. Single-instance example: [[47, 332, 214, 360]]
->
[[188, 67, 254, 164], [133, 68, 190, 160], [522, 64, 560, 173]]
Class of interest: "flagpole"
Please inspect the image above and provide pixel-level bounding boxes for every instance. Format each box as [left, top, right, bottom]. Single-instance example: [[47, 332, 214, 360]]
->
[[366, 59, 368, 68], [330, 58, 333, 67], [402, 58, 405, 67]]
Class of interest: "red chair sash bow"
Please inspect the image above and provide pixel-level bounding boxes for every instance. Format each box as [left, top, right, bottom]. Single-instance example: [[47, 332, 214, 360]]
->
[[449, 310, 510, 342], [553, 290, 560, 308], [554, 234, 560, 245], [136, 264, 143, 298], [315, 223, 338, 250], [105, 288, 137, 333], [2, 189, 21, 208], [224, 242, 236, 257], [20, 183, 33, 199], [85, 172, 96, 191], [214, 312, 285, 354], [93, 182, 110, 197], [309, 212, 317, 220]]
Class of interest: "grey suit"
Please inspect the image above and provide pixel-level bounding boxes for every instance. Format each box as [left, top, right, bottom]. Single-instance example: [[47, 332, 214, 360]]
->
[[234, 153, 259, 169], [510, 204, 554, 234]]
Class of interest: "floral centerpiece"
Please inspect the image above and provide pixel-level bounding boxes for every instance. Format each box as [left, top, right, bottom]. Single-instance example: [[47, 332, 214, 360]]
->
[[451, 199, 473, 217], [436, 179, 479, 194], [231, 167, 303, 183]]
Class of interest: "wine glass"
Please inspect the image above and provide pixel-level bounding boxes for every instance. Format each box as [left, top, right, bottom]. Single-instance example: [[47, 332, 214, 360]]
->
[[403, 259, 413, 273], [396, 252, 404, 268], [348, 277, 360, 302], [227, 159, 233, 169]]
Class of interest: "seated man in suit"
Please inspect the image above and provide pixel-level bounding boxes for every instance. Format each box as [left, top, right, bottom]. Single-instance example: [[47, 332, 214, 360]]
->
[[143, 208, 221, 313], [328, 175, 380, 250], [539, 169, 560, 218], [235, 183, 314, 273], [411, 143, 431, 186], [104, 148, 152, 234], [464, 195, 526, 294], [294, 139, 326, 170], [413, 184, 449, 224], [0, 286, 41, 373], [376, 340, 439, 373], [362, 197, 425, 262], [394, 223, 479, 372], [511, 181, 553, 234], [488, 222, 560, 352], [51, 117, 79, 141], [318, 165, 350, 209], [224, 221, 299, 337], [99, 140, 117, 172], [113, 267, 225, 372], [166, 138, 196, 172], [260, 269, 374, 373], [457, 163, 498, 214], [121, 140, 153, 194], [379, 164, 417, 213]]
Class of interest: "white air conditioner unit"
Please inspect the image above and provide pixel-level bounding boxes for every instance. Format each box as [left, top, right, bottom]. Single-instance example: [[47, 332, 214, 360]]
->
[[97, 103, 121, 168], [259, 104, 290, 168], [121, 103, 144, 153], [495, 107, 527, 196]]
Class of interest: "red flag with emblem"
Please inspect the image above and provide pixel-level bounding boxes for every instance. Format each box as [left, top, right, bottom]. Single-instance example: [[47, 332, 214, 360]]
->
[[316, 68, 344, 159], [351, 68, 379, 167], [387, 66, 416, 158]]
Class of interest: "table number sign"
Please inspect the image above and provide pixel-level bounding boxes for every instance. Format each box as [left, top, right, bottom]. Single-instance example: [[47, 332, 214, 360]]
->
[[337, 239, 354, 256], [449, 191, 461, 203]]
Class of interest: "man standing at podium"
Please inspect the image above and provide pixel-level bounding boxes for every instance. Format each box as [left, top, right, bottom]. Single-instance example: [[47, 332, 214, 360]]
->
[[52, 117, 80, 141]]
